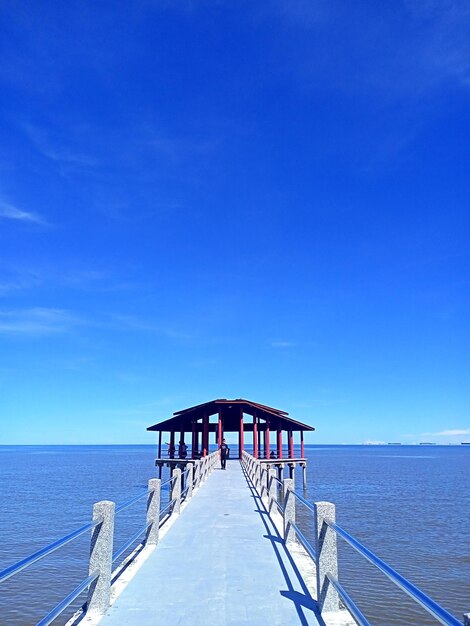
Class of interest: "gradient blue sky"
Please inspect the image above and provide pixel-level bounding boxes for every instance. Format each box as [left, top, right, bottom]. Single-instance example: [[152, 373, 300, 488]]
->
[[1, 0, 469, 445]]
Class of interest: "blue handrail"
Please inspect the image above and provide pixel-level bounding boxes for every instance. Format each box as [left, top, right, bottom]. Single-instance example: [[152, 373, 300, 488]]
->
[[115, 489, 149, 514], [287, 521, 316, 562], [0, 519, 101, 584], [112, 522, 152, 563], [35, 571, 99, 626], [325, 518, 462, 626], [326, 573, 370, 626]]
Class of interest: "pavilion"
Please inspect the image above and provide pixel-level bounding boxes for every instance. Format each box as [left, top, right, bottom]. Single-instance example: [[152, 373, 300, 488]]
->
[[147, 398, 315, 460]]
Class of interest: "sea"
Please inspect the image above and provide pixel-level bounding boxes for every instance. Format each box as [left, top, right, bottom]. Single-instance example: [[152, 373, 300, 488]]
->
[[0, 444, 468, 625]]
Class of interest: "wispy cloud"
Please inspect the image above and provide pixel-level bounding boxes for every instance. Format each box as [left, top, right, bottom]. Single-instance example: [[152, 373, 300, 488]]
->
[[422, 428, 470, 437], [0, 200, 45, 224], [111, 314, 194, 340], [0, 308, 83, 336], [271, 340, 296, 348], [403, 428, 470, 442], [21, 122, 98, 174]]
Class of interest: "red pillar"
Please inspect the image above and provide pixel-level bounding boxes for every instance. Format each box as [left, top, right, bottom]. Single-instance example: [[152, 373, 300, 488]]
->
[[191, 423, 196, 459], [277, 428, 283, 459], [266, 418, 270, 459], [202, 414, 209, 457], [158, 431, 162, 459], [170, 431, 175, 458], [253, 413, 258, 459], [288, 430, 294, 458], [239, 407, 244, 459], [218, 409, 223, 446], [300, 430, 305, 458], [195, 427, 200, 457]]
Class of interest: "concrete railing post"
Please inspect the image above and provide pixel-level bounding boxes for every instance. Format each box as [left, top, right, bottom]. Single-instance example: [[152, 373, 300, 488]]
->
[[87, 500, 115, 616], [187, 463, 193, 499], [314, 501, 340, 613], [283, 478, 295, 545], [173, 468, 182, 515], [268, 468, 277, 514], [256, 462, 262, 492], [261, 466, 268, 501], [146, 478, 161, 546], [195, 460, 201, 488]]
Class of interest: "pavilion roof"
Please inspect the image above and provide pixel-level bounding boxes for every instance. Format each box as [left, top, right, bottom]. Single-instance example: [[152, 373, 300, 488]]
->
[[147, 398, 315, 432]]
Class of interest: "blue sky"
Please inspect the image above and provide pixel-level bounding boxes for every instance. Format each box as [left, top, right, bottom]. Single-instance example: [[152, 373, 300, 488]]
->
[[1, 0, 469, 445]]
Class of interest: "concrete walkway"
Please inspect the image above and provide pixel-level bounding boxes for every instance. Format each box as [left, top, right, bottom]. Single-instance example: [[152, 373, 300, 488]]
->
[[98, 460, 321, 626]]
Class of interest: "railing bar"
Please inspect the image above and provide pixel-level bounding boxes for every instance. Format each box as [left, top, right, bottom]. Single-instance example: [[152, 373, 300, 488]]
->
[[275, 500, 285, 515], [161, 475, 177, 488], [326, 520, 463, 626], [115, 489, 149, 514], [35, 571, 99, 626], [326, 573, 371, 626], [289, 522, 317, 562], [159, 502, 172, 515], [159, 498, 176, 516], [112, 523, 149, 563], [0, 519, 101, 584], [290, 490, 316, 514]]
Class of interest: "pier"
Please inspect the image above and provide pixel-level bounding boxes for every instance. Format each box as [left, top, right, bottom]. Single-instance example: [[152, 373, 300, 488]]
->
[[95, 457, 320, 626], [0, 399, 468, 626]]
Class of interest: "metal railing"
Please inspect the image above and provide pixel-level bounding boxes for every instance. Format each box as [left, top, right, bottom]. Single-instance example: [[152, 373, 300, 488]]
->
[[0, 450, 220, 626], [241, 450, 466, 626]]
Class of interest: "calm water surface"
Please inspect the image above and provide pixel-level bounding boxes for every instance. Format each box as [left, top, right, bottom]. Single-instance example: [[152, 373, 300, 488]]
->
[[0, 445, 468, 625]]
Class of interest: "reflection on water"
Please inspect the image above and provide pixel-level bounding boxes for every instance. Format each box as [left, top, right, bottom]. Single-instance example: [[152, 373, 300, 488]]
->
[[0, 445, 468, 625]]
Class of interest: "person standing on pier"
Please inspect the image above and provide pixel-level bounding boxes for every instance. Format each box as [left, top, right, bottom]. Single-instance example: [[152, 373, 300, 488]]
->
[[219, 439, 230, 470], [178, 440, 187, 459]]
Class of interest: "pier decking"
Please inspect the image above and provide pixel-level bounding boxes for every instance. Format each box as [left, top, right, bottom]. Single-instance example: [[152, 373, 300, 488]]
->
[[97, 460, 320, 626]]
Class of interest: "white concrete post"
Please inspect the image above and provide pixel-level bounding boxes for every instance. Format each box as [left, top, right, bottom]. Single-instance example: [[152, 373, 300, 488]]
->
[[146, 478, 161, 546], [87, 500, 115, 616], [173, 468, 182, 515], [268, 468, 277, 514], [314, 501, 339, 613], [262, 466, 269, 502], [256, 462, 262, 492], [187, 463, 193, 499], [194, 460, 201, 488], [283, 478, 295, 545]]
